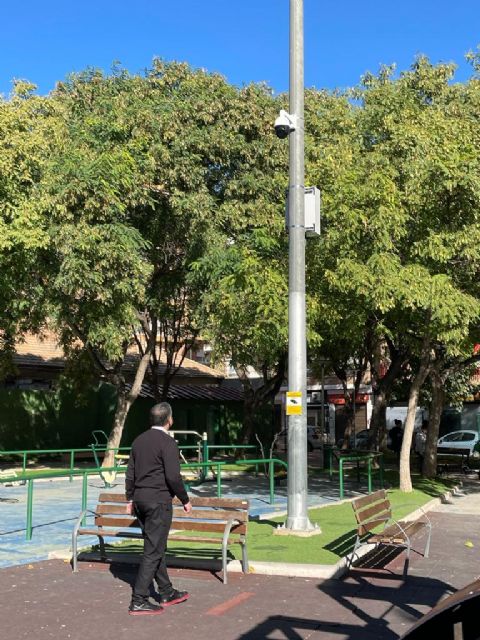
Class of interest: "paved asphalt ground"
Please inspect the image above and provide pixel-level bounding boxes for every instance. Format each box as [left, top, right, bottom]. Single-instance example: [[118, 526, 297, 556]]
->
[[1, 479, 479, 640]]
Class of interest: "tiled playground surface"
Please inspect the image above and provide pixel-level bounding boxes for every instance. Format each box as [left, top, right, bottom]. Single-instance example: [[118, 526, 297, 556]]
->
[[0, 468, 375, 569]]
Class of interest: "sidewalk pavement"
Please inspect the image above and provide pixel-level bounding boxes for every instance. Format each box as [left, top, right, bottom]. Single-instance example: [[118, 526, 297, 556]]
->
[[1, 478, 479, 640]]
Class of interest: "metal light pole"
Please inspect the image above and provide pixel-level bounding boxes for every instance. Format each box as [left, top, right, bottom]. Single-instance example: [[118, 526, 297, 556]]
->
[[285, 0, 314, 531]]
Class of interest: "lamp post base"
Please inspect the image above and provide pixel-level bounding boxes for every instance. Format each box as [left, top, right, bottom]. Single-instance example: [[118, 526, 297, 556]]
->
[[273, 522, 322, 537]]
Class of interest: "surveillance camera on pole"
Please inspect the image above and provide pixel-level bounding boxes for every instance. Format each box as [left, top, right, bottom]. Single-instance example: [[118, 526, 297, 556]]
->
[[274, 110, 297, 139]]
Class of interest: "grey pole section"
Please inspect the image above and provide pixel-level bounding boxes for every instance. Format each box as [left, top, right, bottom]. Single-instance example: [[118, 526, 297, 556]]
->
[[286, 0, 314, 531]]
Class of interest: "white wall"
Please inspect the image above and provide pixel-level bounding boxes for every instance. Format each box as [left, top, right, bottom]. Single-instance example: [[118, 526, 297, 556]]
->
[[386, 406, 427, 431], [461, 405, 480, 432]]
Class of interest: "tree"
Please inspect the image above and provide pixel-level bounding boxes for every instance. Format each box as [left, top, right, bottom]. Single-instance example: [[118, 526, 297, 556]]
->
[[35, 62, 284, 464], [422, 349, 480, 478], [192, 229, 289, 444], [306, 58, 480, 490], [0, 82, 55, 375], [187, 84, 293, 444]]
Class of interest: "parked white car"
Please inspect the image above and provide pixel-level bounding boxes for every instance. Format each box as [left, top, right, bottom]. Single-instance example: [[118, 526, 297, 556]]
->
[[437, 430, 480, 456]]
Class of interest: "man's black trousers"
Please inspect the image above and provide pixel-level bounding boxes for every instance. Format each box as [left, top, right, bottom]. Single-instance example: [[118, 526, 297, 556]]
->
[[132, 501, 173, 600]]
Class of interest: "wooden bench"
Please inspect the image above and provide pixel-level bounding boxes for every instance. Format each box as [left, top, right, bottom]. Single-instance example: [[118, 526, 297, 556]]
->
[[72, 493, 249, 584], [436, 448, 471, 475], [351, 489, 432, 573]]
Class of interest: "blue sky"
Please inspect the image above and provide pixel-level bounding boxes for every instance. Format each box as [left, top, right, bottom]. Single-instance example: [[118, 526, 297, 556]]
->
[[1, 0, 479, 96]]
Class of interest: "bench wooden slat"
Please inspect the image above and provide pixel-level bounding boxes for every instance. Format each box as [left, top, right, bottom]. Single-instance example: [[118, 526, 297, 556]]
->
[[358, 517, 391, 536], [173, 496, 249, 509], [352, 490, 387, 511], [168, 535, 240, 544], [171, 520, 247, 535], [78, 529, 142, 538], [354, 500, 391, 525], [369, 534, 406, 544], [96, 504, 132, 515], [95, 517, 139, 528], [172, 508, 248, 522], [98, 493, 130, 503], [98, 493, 249, 510]]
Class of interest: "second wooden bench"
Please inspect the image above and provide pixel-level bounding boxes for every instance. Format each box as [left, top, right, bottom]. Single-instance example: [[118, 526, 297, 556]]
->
[[351, 489, 432, 573]]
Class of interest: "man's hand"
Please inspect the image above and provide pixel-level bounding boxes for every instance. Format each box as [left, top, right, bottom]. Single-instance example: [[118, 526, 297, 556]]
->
[[183, 501, 192, 514], [125, 501, 134, 515]]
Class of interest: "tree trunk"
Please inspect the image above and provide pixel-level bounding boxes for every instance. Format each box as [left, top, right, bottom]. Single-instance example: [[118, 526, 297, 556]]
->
[[102, 340, 154, 470], [102, 382, 131, 469], [423, 370, 445, 478], [241, 387, 257, 445], [236, 354, 286, 446], [368, 342, 406, 451], [369, 391, 387, 450], [342, 399, 355, 449], [400, 347, 431, 492]]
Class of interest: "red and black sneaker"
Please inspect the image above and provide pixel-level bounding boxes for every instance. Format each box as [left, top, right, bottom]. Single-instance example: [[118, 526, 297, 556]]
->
[[159, 589, 189, 607], [129, 599, 164, 616]]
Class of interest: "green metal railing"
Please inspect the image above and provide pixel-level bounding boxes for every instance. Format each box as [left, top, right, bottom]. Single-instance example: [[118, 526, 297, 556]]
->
[[334, 451, 384, 499], [0, 466, 126, 540], [0, 457, 289, 540], [0, 446, 131, 480], [0, 441, 261, 487]]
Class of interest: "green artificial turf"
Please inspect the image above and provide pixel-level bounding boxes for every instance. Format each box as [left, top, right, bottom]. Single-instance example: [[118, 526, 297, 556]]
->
[[96, 473, 454, 566]]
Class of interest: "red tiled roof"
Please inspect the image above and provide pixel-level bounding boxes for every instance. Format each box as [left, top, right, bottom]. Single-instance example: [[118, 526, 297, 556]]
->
[[12, 332, 224, 380]]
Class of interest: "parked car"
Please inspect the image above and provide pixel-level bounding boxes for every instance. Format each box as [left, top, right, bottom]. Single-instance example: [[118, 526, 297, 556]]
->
[[337, 429, 392, 450], [437, 430, 480, 457], [336, 429, 370, 450]]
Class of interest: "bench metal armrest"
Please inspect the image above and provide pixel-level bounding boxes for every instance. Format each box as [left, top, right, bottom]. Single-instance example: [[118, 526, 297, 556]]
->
[[73, 509, 99, 530], [417, 506, 432, 527], [387, 517, 410, 539], [72, 509, 97, 573], [391, 504, 432, 528]]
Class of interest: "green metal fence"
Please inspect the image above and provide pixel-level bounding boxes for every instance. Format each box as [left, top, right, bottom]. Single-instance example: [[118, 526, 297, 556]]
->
[[0, 457, 289, 540], [0, 447, 130, 479], [326, 450, 384, 499]]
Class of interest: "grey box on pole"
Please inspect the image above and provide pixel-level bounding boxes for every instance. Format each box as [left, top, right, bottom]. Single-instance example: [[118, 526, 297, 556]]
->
[[304, 186, 321, 237], [285, 186, 321, 237]]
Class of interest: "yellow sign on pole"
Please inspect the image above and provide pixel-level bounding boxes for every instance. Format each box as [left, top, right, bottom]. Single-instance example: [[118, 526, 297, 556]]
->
[[286, 391, 303, 415]]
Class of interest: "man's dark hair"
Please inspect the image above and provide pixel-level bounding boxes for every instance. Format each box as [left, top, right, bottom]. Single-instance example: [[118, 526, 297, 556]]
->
[[394, 419, 402, 426], [150, 402, 172, 427]]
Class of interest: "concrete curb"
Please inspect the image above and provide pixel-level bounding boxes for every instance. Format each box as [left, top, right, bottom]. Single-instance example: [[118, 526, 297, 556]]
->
[[49, 485, 461, 579]]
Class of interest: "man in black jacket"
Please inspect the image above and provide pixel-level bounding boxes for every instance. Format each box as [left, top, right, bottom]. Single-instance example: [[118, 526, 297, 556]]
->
[[125, 402, 192, 616]]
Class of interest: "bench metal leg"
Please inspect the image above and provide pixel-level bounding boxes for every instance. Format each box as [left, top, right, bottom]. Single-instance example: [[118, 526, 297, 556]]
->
[[348, 536, 362, 568], [72, 530, 78, 572], [222, 541, 228, 585], [221, 519, 237, 585], [71, 509, 87, 573], [98, 536, 106, 561], [424, 523, 432, 559], [241, 538, 249, 574]]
